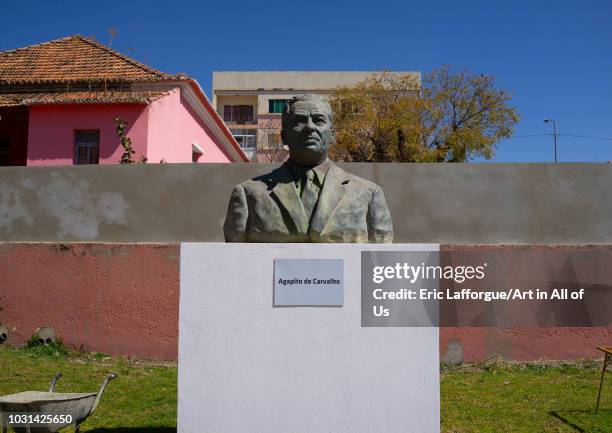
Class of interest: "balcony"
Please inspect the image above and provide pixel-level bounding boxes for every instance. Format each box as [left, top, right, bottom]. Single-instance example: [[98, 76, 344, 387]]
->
[[223, 105, 256, 125]]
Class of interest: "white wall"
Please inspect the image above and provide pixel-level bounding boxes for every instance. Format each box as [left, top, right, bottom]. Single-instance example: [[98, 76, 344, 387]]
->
[[179, 243, 440, 433], [212, 71, 421, 91]]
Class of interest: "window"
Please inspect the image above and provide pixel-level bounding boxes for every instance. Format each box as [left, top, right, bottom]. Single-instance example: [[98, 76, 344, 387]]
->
[[223, 105, 254, 124], [74, 130, 100, 165], [0, 138, 9, 166], [268, 99, 289, 114], [230, 128, 257, 149]]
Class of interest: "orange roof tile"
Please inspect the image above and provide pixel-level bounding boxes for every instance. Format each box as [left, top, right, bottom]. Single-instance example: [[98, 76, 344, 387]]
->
[[0, 35, 174, 84], [0, 90, 169, 107]]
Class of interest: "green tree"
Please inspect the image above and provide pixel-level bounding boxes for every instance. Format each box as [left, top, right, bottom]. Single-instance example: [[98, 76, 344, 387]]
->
[[329, 67, 519, 162], [114, 117, 135, 164], [115, 117, 149, 164]]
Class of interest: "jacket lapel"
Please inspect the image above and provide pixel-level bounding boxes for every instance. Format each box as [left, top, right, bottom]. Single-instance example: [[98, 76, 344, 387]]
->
[[270, 164, 309, 234], [309, 162, 349, 235]]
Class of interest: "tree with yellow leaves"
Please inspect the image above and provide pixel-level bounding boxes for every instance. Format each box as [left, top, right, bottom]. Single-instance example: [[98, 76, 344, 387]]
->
[[329, 67, 519, 162]]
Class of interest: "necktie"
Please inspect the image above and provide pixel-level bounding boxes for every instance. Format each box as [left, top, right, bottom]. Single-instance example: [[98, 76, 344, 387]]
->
[[301, 169, 318, 222]]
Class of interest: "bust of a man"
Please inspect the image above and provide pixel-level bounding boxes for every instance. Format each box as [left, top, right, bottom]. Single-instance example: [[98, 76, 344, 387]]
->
[[223, 94, 393, 243]]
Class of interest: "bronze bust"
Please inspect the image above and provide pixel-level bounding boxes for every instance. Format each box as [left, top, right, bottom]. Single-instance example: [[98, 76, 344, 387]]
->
[[224, 94, 393, 243]]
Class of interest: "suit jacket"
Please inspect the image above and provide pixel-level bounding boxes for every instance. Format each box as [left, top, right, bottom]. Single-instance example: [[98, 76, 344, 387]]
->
[[223, 161, 393, 243]]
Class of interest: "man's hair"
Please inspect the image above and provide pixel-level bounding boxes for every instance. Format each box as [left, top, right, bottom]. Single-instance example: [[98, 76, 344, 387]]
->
[[281, 94, 333, 131]]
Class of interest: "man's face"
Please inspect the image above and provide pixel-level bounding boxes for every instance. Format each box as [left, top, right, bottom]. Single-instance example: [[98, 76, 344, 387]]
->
[[282, 99, 333, 166]]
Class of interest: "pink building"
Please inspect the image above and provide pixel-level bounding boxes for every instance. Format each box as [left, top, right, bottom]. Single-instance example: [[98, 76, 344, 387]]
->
[[0, 35, 248, 165]]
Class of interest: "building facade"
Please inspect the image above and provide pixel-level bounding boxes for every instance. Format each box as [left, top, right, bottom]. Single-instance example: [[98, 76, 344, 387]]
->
[[0, 36, 248, 166], [212, 71, 420, 161]]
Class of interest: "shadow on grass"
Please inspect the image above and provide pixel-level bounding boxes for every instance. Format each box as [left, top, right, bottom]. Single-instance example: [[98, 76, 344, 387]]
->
[[88, 428, 176, 433], [551, 411, 586, 432], [550, 409, 612, 433]]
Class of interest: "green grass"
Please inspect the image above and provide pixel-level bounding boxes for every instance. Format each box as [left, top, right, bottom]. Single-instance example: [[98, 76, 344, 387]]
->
[[1, 345, 610, 432], [0, 345, 176, 432], [441, 361, 612, 433]]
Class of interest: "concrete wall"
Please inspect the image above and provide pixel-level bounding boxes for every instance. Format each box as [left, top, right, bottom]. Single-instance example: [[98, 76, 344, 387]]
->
[[0, 243, 179, 360], [0, 163, 609, 362], [27, 104, 149, 166], [1, 163, 611, 243]]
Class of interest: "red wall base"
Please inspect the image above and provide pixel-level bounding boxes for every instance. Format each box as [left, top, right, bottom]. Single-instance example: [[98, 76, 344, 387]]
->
[[0, 243, 179, 360], [440, 327, 612, 363], [0, 243, 609, 361]]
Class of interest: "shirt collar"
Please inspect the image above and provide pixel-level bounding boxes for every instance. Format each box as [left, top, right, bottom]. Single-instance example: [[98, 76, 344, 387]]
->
[[287, 159, 330, 186]]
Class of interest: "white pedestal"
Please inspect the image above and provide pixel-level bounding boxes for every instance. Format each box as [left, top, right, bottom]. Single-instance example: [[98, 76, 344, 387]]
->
[[179, 243, 440, 433]]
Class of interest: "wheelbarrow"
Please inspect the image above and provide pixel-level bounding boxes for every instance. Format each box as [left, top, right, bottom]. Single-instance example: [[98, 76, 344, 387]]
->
[[0, 372, 117, 433]]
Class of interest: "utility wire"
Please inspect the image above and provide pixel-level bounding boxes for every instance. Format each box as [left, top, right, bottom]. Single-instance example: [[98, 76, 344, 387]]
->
[[507, 133, 612, 141], [558, 134, 612, 141], [506, 134, 551, 139]]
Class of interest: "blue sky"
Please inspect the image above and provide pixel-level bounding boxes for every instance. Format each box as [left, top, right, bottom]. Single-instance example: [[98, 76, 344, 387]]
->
[[3, 0, 612, 162]]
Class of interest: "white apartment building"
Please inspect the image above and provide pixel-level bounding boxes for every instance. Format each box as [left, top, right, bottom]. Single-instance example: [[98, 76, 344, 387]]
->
[[212, 71, 420, 161]]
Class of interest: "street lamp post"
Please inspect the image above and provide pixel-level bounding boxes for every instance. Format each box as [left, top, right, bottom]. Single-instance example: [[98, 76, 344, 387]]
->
[[544, 118, 558, 162]]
